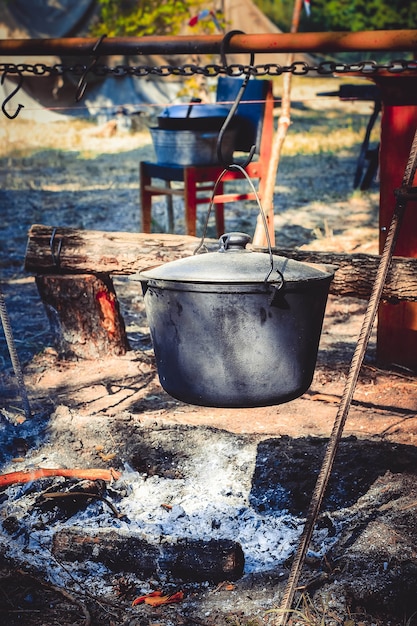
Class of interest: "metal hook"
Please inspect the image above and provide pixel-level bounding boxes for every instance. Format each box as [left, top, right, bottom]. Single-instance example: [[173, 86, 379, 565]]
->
[[49, 227, 63, 268], [75, 34, 107, 102], [216, 30, 256, 170], [1, 71, 25, 120]]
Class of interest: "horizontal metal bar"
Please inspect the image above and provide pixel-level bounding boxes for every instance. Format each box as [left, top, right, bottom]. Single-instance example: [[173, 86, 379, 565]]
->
[[0, 30, 417, 57]]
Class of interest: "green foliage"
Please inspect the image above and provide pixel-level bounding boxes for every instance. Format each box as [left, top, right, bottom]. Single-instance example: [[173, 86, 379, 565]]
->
[[253, 0, 417, 32], [90, 0, 210, 37], [308, 0, 417, 32], [251, 0, 295, 32]]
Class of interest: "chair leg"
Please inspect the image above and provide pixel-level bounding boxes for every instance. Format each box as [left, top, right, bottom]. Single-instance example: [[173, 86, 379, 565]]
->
[[214, 182, 225, 237], [139, 162, 152, 233], [184, 168, 198, 237], [165, 181, 175, 233]]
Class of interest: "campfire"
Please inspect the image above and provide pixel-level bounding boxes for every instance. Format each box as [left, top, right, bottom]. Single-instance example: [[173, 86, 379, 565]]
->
[[1, 388, 417, 626]]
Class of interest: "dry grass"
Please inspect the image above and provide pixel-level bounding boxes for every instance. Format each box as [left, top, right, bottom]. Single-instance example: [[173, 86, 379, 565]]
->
[[284, 77, 378, 157], [0, 74, 380, 256], [0, 76, 377, 161], [0, 118, 151, 159]]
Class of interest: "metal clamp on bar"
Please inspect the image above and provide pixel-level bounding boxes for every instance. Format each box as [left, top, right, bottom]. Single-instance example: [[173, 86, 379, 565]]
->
[[394, 186, 417, 202], [49, 227, 63, 268], [75, 34, 107, 102]]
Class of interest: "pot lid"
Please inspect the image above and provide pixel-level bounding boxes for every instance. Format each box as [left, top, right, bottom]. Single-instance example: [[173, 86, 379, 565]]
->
[[138, 232, 336, 285]]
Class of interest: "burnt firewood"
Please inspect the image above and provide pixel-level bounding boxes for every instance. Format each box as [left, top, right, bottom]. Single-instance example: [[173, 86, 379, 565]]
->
[[35, 479, 115, 521], [52, 528, 245, 582]]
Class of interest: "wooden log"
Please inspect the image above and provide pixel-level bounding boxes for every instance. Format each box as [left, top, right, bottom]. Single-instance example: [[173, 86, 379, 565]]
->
[[52, 528, 245, 582], [25, 225, 417, 302], [25, 225, 202, 275], [263, 247, 417, 303], [36, 273, 129, 359], [26, 226, 206, 359]]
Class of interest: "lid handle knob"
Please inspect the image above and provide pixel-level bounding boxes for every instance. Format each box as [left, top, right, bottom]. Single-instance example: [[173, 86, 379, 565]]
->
[[219, 232, 252, 252]]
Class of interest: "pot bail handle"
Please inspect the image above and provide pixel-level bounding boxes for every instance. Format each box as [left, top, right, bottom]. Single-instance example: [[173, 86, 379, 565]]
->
[[216, 30, 256, 170], [194, 164, 284, 287]]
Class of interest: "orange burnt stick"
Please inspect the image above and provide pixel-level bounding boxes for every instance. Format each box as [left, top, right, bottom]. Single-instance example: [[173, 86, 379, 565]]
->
[[0, 467, 121, 488], [132, 590, 184, 607]]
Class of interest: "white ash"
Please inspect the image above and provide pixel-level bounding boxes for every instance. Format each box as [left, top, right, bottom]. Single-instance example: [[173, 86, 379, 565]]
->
[[0, 409, 345, 592]]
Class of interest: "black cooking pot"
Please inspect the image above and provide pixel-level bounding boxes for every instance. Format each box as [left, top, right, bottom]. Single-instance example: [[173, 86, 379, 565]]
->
[[135, 232, 336, 408], [157, 103, 230, 131]]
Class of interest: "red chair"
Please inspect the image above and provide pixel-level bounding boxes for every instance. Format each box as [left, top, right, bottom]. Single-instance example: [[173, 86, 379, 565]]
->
[[139, 77, 274, 237]]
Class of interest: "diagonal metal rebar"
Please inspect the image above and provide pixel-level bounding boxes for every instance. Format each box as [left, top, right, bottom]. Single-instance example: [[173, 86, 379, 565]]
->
[[0, 284, 31, 419], [273, 124, 417, 626]]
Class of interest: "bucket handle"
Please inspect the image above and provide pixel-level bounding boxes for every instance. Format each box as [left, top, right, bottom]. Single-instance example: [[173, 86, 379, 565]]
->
[[194, 163, 284, 287]]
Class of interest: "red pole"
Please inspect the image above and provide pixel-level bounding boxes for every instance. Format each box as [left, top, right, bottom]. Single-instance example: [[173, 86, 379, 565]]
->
[[376, 77, 417, 370]]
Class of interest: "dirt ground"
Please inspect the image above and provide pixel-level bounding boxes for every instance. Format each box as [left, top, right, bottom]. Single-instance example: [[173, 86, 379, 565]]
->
[[0, 77, 417, 625]]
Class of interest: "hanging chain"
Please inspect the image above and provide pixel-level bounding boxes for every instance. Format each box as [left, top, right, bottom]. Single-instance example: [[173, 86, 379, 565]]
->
[[1, 58, 417, 80]]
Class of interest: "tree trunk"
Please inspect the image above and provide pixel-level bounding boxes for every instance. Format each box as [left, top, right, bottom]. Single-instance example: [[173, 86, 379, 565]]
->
[[36, 273, 129, 359]]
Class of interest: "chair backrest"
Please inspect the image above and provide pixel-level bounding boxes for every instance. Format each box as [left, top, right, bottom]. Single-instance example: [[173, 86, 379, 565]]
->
[[216, 77, 273, 155]]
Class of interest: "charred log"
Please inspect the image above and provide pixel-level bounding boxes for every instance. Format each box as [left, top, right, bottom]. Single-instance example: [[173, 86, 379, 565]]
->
[[52, 528, 245, 582]]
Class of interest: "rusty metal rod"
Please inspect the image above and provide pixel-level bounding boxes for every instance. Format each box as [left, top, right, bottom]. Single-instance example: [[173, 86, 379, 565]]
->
[[0, 30, 417, 57], [0, 285, 31, 419]]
